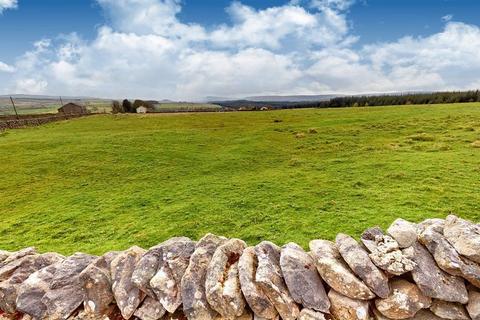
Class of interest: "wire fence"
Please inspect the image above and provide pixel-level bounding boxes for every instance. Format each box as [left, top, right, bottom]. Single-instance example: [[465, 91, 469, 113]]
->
[[0, 96, 112, 116]]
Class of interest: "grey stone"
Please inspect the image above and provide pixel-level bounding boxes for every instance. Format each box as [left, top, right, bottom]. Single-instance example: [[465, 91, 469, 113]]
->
[[132, 243, 165, 298], [255, 241, 300, 320], [444, 215, 480, 264], [16, 257, 65, 318], [238, 247, 277, 320], [150, 237, 196, 313], [0, 247, 37, 269], [280, 243, 330, 312], [430, 300, 470, 320], [0, 252, 64, 314], [111, 246, 147, 319], [181, 233, 228, 320], [387, 218, 418, 248], [467, 287, 480, 320], [206, 239, 247, 319], [419, 224, 480, 288], [309, 240, 375, 300], [411, 242, 468, 303], [416, 219, 445, 235], [375, 279, 431, 319], [361, 227, 385, 252], [328, 289, 370, 320], [361, 228, 416, 276], [79, 251, 120, 316], [336, 233, 390, 298], [134, 296, 166, 320], [41, 253, 97, 319], [66, 305, 124, 320], [297, 309, 326, 320]]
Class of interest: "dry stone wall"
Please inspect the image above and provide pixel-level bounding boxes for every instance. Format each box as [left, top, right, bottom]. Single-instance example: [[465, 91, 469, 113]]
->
[[1, 214, 480, 320]]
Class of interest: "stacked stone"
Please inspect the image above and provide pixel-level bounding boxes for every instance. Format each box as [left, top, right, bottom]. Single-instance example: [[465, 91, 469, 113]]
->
[[0, 214, 480, 320]]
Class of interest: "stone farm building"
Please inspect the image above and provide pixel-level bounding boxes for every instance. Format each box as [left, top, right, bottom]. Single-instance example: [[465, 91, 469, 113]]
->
[[58, 103, 88, 114]]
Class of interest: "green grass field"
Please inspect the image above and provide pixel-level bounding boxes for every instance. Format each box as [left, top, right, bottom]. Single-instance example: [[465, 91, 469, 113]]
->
[[1, 103, 479, 255]]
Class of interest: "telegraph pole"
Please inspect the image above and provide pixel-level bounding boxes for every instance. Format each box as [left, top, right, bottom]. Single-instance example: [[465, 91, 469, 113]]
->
[[10, 96, 19, 119], [59, 96, 64, 106]]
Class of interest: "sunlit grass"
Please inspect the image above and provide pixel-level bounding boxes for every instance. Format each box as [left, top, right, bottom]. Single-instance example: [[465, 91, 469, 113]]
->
[[0, 103, 479, 255]]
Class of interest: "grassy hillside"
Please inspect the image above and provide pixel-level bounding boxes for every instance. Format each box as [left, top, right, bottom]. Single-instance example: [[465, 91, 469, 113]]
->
[[0, 103, 479, 255]]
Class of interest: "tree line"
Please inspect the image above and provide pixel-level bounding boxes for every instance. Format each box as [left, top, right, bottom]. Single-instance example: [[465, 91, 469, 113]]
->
[[112, 99, 156, 113], [216, 90, 480, 110]]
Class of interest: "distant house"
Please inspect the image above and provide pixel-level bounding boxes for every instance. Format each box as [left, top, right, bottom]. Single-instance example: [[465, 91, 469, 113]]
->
[[136, 106, 148, 114], [58, 103, 87, 114]]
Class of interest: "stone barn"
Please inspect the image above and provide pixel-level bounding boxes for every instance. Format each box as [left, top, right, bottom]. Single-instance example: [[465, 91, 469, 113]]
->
[[58, 103, 88, 114]]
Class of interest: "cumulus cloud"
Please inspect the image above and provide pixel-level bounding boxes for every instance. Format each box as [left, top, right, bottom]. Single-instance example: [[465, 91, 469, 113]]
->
[[4, 0, 480, 99], [0, 61, 15, 73], [0, 0, 17, 13]]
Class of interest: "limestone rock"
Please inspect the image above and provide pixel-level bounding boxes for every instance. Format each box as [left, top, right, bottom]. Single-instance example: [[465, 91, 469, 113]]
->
[[375, 279, 431, 319], [372, 308, 391, 320], [419, 224, 480, 288], [206, 239, 247, 319], [361, 228, 416, 276], [361, 227, 385, 252], [416, 219, 445, 235], [297, 309, 326, 320], [132, 243, 165, 298], [16, 257, 65, 318], [430, 300, 470, 320], [410, 310, 444, 320], [41, 253, 97, 319], [0, 251, 11, 263], [467, 287, 480, 320], [79, 251, 120, 316], [0, 252, 64, 314], [214, 309, 254, 320], [0, 247, 37, 269], [387, 218, 418, 248], [255, 241, 300, 320], [111, 246, 147, 319], [444, 215, 480, 264], [238, 247, 277, 320], [336, 234, 390, 298], [411, 242, 468, 303], [150, 237, 196, 313], [279, 243, 330, 312], [181, 233, 228, 320], [373, 308, 445, 320], [309, 240, 374, 300], [328, 290, 370, 320], [134, 296, 166, 320], [66, 305, 124, 320]]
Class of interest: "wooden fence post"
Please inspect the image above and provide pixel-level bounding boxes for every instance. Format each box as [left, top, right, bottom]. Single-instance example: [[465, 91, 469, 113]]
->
[[9, 97, 19, 119]]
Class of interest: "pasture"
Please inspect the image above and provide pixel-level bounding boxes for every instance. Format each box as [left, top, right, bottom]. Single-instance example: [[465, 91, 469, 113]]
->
[[0, 103, 479, 255]]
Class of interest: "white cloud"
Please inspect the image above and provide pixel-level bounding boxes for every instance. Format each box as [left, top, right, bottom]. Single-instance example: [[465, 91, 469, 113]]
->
[[4, 0, 480, 99], [310, 0, 355, 11], [0, 61, 15, 73], [0, 0, 17, 13]]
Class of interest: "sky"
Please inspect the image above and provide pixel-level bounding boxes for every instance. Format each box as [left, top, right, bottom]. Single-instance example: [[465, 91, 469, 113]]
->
[[0, 0, 480, 100]]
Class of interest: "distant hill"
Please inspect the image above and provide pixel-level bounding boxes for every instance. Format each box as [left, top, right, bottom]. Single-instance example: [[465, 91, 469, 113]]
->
[[245, 94, 341, 102], [205, 94, 342, 103]]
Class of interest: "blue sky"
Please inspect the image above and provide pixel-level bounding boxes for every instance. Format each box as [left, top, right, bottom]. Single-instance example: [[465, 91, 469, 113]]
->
[[1, 0, 480, 99]]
